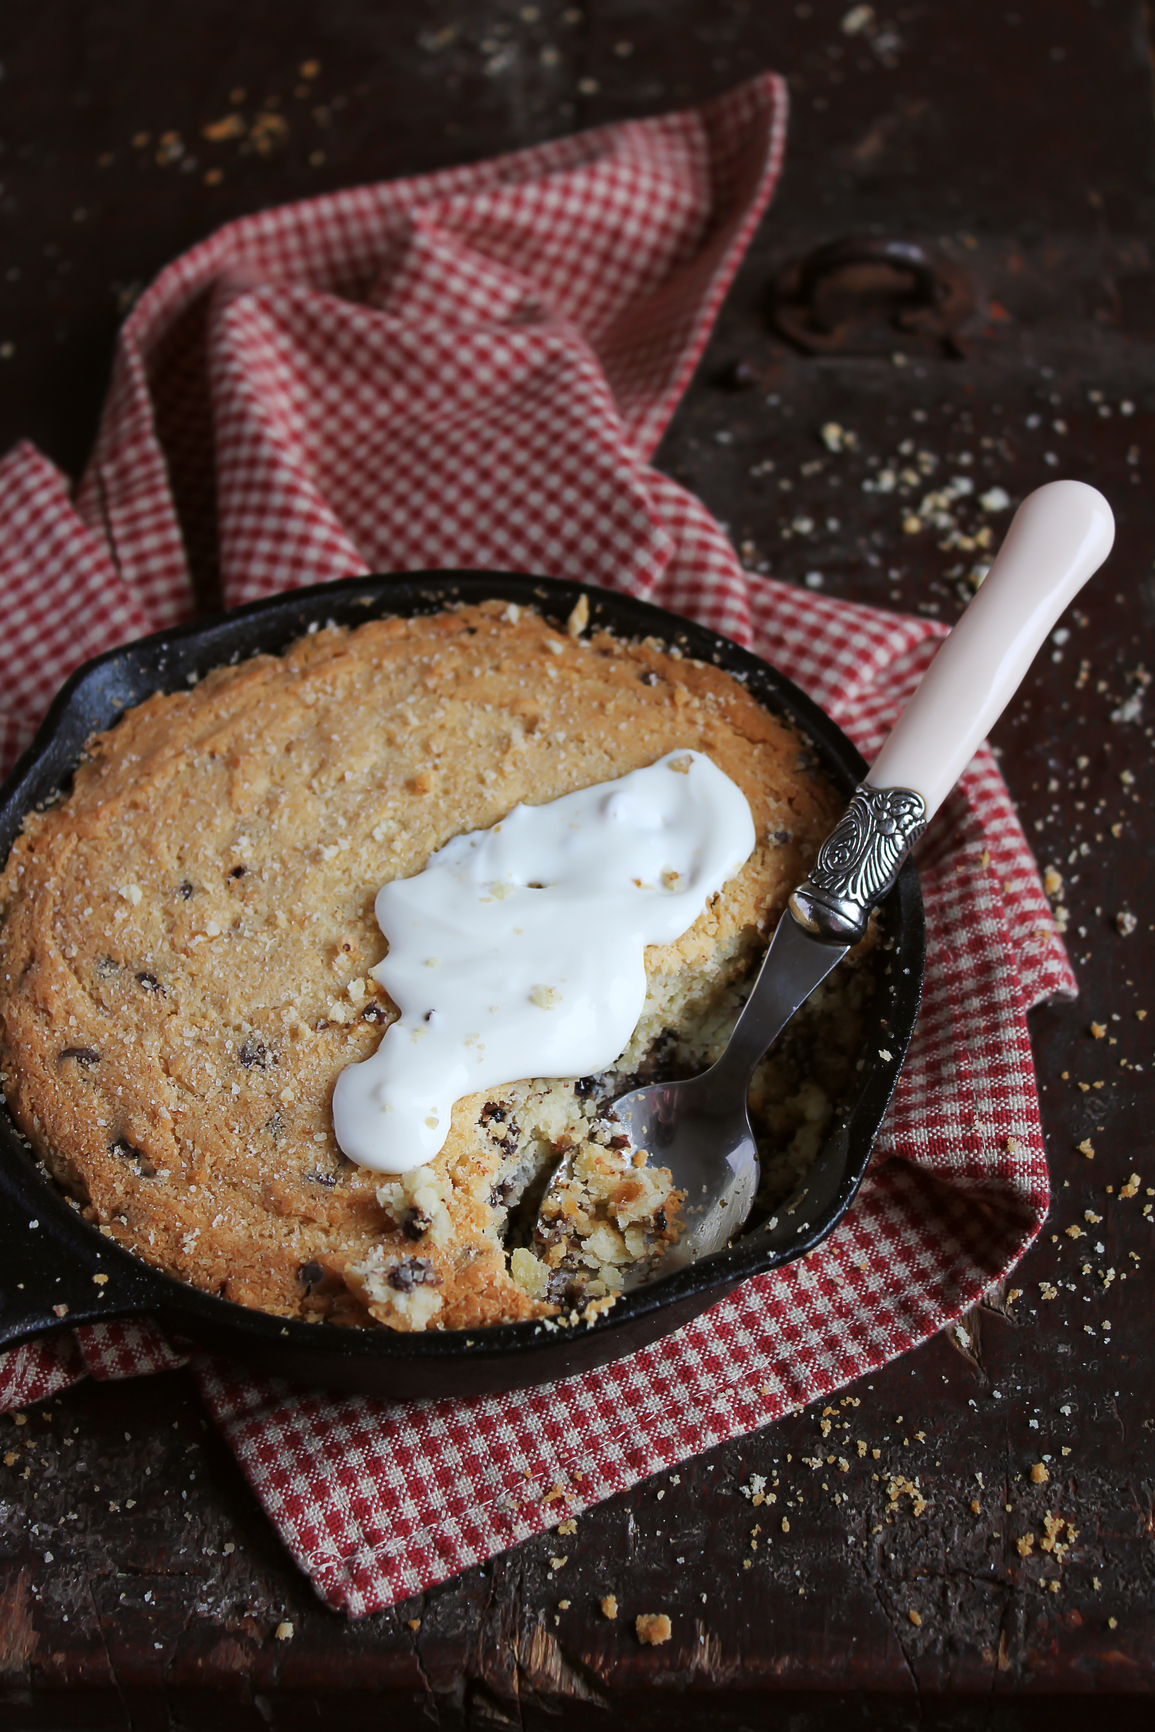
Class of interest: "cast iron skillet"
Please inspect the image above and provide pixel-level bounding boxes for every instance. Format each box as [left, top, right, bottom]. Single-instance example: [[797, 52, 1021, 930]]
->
[[0, 573, 924, 1398]]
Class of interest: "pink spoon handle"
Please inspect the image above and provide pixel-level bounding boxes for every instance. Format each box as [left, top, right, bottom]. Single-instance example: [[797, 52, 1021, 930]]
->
[[866, 479, 1115, 820]]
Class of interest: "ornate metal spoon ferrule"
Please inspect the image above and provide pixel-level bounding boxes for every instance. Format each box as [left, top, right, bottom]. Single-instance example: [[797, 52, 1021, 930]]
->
[[788, 783, 928, 945]]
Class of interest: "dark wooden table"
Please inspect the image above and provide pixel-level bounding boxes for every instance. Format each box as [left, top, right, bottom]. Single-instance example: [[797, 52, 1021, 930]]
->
[[1, 3, 1153, 1726]]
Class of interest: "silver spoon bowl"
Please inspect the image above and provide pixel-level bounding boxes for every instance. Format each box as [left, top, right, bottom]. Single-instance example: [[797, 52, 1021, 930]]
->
[[530, 910, 853, 1287], [600, 911, 849, 1286]]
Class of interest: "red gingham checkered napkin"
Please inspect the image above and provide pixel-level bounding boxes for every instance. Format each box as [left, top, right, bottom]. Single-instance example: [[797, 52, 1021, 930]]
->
[[0, 75, 1075, 1613]]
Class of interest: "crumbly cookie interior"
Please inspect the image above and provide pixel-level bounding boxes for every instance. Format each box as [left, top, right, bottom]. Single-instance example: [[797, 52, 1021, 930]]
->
[[0, 601, 864, 1332]]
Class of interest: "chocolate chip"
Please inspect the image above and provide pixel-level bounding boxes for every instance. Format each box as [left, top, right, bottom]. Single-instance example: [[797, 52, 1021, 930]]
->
[[385, 1258, 440, 1292], [638, 669, 660, 686], [227, 865, 247, 880], [59, 1046, 100, 1068], [480, 1102, 506, 1125], [608, 1134, 630, 1150], [239, 1035, 270, 1068], [298, 1260, 323, 1286], [402, 1208, 431, 1242], [774, 828, 793, 844], [136, 972, 163, 993], [653, 1208, 667, 1233], [109, 1137, 156, 1178], [497, 1129, 520, 1158], [574, 1076, 598, 1098], [542, 1266, 583, 1306], [177, 881, 194, 900], [361, 1004, 388, 1024]]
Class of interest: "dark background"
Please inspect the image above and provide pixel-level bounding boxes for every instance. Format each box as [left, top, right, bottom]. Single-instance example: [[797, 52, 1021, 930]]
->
[[1, 2, 1153, 1727]]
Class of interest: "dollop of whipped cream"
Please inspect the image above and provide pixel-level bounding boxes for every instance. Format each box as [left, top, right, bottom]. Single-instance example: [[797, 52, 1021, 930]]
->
[[332, 750, 756, 1174]]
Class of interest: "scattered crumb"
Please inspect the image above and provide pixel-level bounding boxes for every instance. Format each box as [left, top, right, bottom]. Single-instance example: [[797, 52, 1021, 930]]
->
[[887, 1474, 929, 1517], [601, 1594, 618, 1620], [250, 111, 289, 157], [908, 1609, 922, 1627], [636, 1612, 672, 1646], [407, 1617, 422, 1631], [820, 422, 858, 452], [566, 594, 589, 637], [202, 113, 247, 142], [274, 1621, 294, 1641], [1030, 1463, 1050, 1485]]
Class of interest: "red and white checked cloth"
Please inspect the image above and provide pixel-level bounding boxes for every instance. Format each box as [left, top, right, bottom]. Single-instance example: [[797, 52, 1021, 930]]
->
[[0, 74, 1074, 1615]]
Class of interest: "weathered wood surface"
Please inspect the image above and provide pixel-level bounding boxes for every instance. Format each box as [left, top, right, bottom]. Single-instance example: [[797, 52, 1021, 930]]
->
[[1, 2, 1153, 1726]]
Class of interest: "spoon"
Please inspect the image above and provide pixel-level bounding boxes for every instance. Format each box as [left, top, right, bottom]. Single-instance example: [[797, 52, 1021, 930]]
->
[[534, 479, 1115, 1286]]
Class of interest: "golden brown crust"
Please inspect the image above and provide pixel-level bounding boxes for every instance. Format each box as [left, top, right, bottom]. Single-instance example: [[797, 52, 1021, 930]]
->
[[0, 602, 841, 1330]]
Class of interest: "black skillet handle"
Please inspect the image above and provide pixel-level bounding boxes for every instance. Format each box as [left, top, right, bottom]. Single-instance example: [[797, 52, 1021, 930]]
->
[[0, 1154, 159, 1355]]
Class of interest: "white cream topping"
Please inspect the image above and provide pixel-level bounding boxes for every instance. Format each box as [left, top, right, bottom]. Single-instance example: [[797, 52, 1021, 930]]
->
[[332, 750, 756, 1174]]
